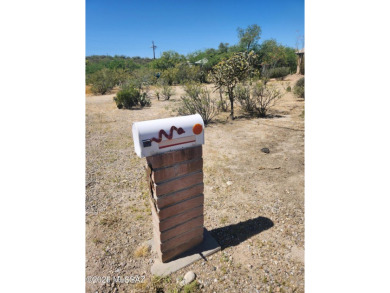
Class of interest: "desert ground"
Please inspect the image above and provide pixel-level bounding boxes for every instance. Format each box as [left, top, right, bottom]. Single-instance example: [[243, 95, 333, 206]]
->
[[86, 75, 304, 293]]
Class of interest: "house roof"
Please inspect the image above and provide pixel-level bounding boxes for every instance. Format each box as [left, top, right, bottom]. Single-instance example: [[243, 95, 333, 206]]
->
[[195, 58, 208, 65]]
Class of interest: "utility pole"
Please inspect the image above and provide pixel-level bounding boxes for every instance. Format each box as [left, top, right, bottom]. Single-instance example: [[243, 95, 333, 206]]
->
[[151, 41, 157, 59]]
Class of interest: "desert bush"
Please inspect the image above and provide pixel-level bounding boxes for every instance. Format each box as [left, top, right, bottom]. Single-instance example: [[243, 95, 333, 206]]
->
[[179, 64, 205, 84], [251, 82, 282, 117], [286, 86, 291, 92], [217, 87, 229, 112], [183, 83, 202, 99], [268, 67, 290, 79], [130, 68, 158, 90], [89, 68, 117, 94], [113, 86, 151, 109], [160, 84, 175, 100], [160, 67, 178, 86], [178, 83, 218, 125], [293, 77, 304, 99], [295, 77, 304, 87], [237, 82, 282, 117], [139, 94, 151, 107], [234, 83, 252, 113]]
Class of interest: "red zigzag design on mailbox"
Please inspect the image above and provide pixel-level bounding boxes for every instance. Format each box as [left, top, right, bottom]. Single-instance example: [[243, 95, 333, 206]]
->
[[150, 126, 186, 143]]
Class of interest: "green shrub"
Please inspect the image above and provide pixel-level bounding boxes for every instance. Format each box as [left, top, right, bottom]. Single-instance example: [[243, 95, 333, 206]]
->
[[178, 83, 218, 125], [268, 67, 290, 79], [294, 86, 304, 99], [129, 68, 158, 90], [160, 67, 178, 86], [295, 77, 304, 87], [113, 86, 151, 109], [286, 86, 291, 92], [89, 68, 117, 95], [174, 63, 204, 84], [293, 77, 304, 99]]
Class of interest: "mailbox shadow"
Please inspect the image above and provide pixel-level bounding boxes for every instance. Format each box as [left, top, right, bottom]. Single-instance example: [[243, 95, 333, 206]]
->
[[209, 216, 274, 250]]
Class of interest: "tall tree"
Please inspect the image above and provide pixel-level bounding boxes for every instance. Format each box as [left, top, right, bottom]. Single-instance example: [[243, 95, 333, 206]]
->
[[237, 24, 262, 51], [258, 39, 286, 69], [218, 42, 229, 53]]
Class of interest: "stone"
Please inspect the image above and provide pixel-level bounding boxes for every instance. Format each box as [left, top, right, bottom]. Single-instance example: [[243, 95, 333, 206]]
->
[[182, 271, 196, 285], [261, 148, 270, 153], [226, 181, 233, 186]]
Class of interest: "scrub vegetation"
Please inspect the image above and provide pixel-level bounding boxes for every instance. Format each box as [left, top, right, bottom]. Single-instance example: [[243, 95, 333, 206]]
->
[[86, 24, 303, 121]]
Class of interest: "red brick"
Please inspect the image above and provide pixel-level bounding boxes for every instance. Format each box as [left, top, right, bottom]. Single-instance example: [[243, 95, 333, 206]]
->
[[157, 194, 204, 220], [153, 171, 203, 196], [151, 158, 203, 183], [155, 183, 204, 209], [157, 234, 204, 263], [153, 205, 203, 232], [154, 215, 204, 243], [155, 226, 204, 253], [146, 146, 202, 169]]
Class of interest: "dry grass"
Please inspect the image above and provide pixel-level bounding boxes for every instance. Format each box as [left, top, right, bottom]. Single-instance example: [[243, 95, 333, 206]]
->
[[85, 85, 93, 95], [134, 244, 150, 257], [99, 214, 120, 227]]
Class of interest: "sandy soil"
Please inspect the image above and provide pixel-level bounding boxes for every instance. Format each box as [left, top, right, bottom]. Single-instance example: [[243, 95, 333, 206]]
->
[[86, 74, 304, 292]]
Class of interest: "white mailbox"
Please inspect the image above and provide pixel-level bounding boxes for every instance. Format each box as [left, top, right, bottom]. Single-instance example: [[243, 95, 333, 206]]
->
[[132, 114, 205, 158]]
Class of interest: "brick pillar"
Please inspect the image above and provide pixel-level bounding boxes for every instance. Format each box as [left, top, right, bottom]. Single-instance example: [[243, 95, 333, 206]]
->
[[146, 145, 204, 263]]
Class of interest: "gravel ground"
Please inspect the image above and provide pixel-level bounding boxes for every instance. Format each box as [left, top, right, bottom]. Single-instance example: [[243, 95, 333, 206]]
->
[[86, 75, 305, 293]]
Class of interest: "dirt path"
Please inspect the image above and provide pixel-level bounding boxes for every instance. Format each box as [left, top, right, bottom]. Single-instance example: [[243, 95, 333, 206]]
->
[[86, 75, 304, 292]]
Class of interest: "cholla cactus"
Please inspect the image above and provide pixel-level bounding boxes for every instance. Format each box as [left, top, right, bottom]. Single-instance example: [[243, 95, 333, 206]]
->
[[210, 51, 257, 119]]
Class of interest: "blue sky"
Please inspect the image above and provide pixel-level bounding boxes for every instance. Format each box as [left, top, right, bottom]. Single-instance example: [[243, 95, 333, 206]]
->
[[86, 0, 304, 57]]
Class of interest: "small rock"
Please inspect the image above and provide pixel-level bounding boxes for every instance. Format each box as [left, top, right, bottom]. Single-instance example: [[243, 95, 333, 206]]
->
[[181, 271, 196, 285], [226, 181, 233, 186], [248, 264, 252, 269], [212, 266, 216, 271], [261, 148, 270, 153], [214, 278, 218, 283]]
